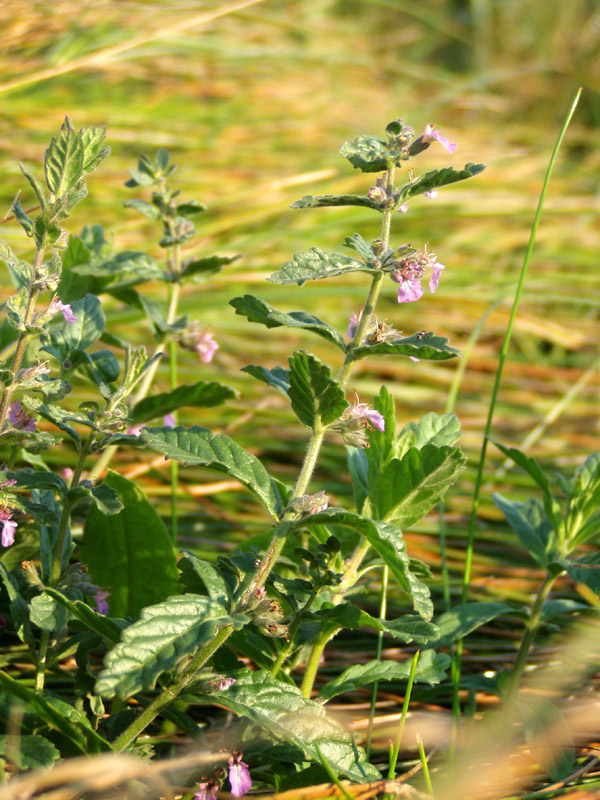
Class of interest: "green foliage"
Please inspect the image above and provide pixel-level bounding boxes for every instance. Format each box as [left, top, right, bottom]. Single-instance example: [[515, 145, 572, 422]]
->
[[131, 381, 238, 424], [288, 351, 348, 428], [0, 734, 60, 769], [230, 294, 347, 351], [291, 194, 384, 211], [398, 163, 486, 202], [427, 602, 515, 649], [195, 668, 381, 782], [81, 471, 180, 617], [95, 594, 243, 698], [352, 331, 461, 361], [269, 247, 370, 286]]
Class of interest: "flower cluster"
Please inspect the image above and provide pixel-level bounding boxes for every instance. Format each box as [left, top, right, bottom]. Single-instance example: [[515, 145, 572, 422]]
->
[[179, 323, 219, 364], [347, 309, 402, 345], [389, 244, 444, 303], [8, 400, 36, 431], [193, 752, 252, 800], [331, 398, 385, 448]]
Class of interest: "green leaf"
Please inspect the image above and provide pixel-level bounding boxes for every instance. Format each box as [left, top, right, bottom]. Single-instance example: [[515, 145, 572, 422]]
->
[[44, 124, 84, 196], [566, 453, 600, 545], [269, 247, 369, 286], [561, 554, 600, 595], [137, 426, 283, 518], [357, 610, 439, 644], [288, 351, 348, 428], [426, 602, 515, 649], [242, 365, 290, 396], [68, 481, 124, 516], [290, 194, 384, 211], [0, 563, 35, 646], [6, 286, 29, 331], [298, 510, 433, 619], [7, 468, 67, 496], [178, 550, 231, 609], [47, 293, 105, 356], [0, 670, 109, 753], [0, 734, 60, 769], [81, 470, 180, 618], [123, 198, 162, 221], [19, 163, 48, 210], [490, 441, 563, 533], [369, 444, 466, 527], [0, 238, 32, 287], [318, 651, 450, 701], [398, 163, 486, 202], [398, 412, 461, 453], [176, 199, 207, 218], [43, 587, 125, 643], [12, 198, 34, 238], [198, 668, 381, 782], [73, 250, 162, 286], [94, 595, 240, 699], [181, 254, 240, 282], [131, 381, 237, 424], [366, 385, 396, 478], [230, 294, 347, 351], [492, 495, 555, 566], [347, 447, 369, 513], [339, 135, 390, 172], [29, 592, 69, 632], [353, 331, 461, 361], [80, 125, 110, 175], [343, 233, 377, 262]]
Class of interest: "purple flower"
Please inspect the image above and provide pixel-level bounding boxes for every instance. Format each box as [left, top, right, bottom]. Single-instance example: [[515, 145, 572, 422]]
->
[[347, 311, 360, 339], [195, 332, 219, 364], [215, 677, 236, 691], [228, 753, 252, 798], [390, 246, 445, 304], [351, 402, 385, 432], [194, 782, 218, 800], [8, 400, 36, 431], [0, 509, 17, 548], [50, 297, 77, 323], [127, 423, 144, 437], [93, 589, 110, 615], [163, 413, 176, 427], [421, 124, 457, 154]]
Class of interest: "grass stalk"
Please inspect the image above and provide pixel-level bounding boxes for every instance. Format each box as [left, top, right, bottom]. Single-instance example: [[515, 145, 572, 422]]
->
[[365, 564, 388, 759]]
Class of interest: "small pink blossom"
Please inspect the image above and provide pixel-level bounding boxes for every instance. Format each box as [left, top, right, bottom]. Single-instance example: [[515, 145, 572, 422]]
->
[[398, 202, 409, 213], [62, 467, 74, 482], [163, 413, 176, 427], [8, 400, 36, 431], [195, 332, 219, 364], [347, 311, 360, 339], [349, 401, 385, 432], [127, 423, 144, 437], [216, 677, 236, 691], [228, 753, 252, 798], [93, 589, 110, 615], [424, 190, 438, 199], [194, 782, 218, 800], [396, 279, 424, 303], [390, 245, 444, 304], [421, 124, 457, 154], [50, 297, 77, 323], [0, 509, 17, 548]]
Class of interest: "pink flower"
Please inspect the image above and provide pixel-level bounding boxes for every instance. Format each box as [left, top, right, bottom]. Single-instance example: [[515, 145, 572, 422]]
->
[[216, 677, 236, 691], [62, 467, 74, 482], [194, 782, 218, 800], [0, 509, 17, 548], [398, 202, 409, 213], [127, 423, 144, 437], [424, 190, 438, 199], [93, 589, 110, 615], [421, 124, 457, 154], [347, 311, 360, 339], [195, 332, 219, 364], [163, 414, 176, 427], [228, 753, 252, 798], [50, 297, 77, 323], [390, 245, 445, 304], [8, 400, 36, 431], [350, 401, 385, 432]]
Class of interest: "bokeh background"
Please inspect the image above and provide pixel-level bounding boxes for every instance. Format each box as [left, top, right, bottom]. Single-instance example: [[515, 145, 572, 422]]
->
[[0, 0, 599, 609]]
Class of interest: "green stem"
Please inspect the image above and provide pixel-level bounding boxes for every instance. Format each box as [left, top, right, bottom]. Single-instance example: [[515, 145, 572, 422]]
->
[[112, 624, 233, 752], [0, 282, 40, 429], [505, 571, 555, 705], [365, 564, 388, 759], [300, 627, 330, 698], [417, 734, 434, 796], [452, 87, 582, 725], [271, 590, 318, 679], [387, 650, 420, 779], [35, 631, 50, 694], [169, 333, 179, 542]]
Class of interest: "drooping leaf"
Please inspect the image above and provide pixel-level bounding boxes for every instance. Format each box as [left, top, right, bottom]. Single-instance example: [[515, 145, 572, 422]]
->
[[290, 194, 384, 211], [492, 495, 555, 566], [369, 444, 466, 527], [398, 163, 486, 202], [490, 441, 563, 534], [339, 135, 390, 172], [0, 238, 31, 287], [425, 602, 515, 649], [94, 595, 241, 699], [230, 295, 346, 351], [43, 587, 125, 643], [196, 668, 381, 782], [178, 550, 231, 609], [19, 163, 48, 209], [242, 365, 290, 396], [44, 124, 84, 196], [297, 510, 433, 619], [0, 670, 109, 753], [269, 247, 369, 286], [353, 331, 461, 361], [0, 734, 60, 769], [288, 351, 348, 428], [131, 381, 238, 424], [135, 426, 283, 519], [318, 651, 450, 701], [181, 254, 240, 282], [81, 470, 180, 618]]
